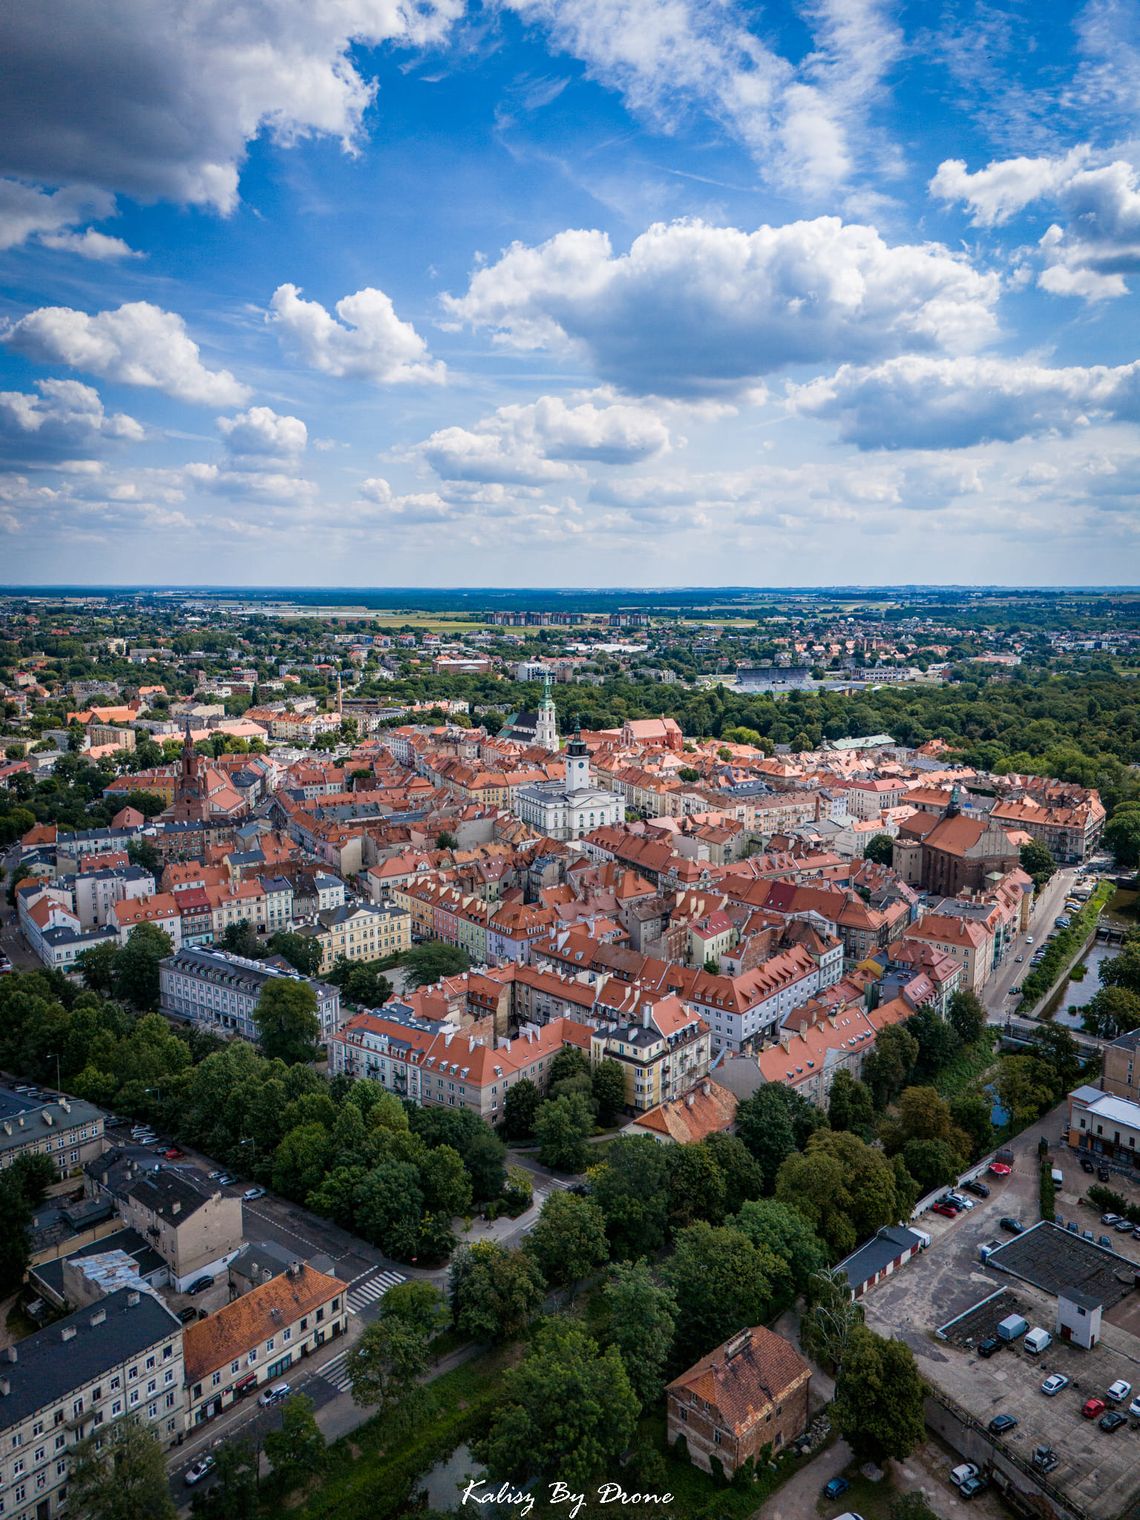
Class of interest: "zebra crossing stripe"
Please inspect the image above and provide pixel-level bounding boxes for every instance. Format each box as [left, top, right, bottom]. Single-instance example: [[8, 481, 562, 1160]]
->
[[346, 1268, 406, 1313], [319, 1350, 353, 1393]]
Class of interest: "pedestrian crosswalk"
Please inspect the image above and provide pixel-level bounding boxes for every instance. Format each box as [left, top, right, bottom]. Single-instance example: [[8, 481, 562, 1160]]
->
[[346, 1267, 406, 1314], [318, 1348, 353, 1394]]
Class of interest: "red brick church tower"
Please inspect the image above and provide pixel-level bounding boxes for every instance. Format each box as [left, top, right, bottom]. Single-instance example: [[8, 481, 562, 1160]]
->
[[170, 722, 209, 822]]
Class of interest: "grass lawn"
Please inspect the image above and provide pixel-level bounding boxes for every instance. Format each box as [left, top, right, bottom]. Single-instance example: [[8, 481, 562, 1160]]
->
[[934, 1032, 999, 1101], [289, 1349, 512, 1520]]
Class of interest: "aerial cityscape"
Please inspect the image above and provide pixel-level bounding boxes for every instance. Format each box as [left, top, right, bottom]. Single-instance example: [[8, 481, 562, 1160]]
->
[[3, 4, 1140, 1520]]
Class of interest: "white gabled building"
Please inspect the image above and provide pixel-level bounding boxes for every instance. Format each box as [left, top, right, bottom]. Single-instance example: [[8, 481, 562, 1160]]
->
[[515, 732, 625, 842]]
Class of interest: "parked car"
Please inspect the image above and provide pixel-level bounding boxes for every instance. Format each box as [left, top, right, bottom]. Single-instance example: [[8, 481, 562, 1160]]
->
[[949, 1463, 979, 1487], [988, 1162, 1012, 1177], [1081, 1157, 1095, 1173], [823, 1477, 850, 1500], [242, 1186, 265, 1201], [1082, 1397, 1107, 1419], [989, 1414, 1018, 1434], [184, 1456, 216, 1487], [186, 1275, 214, 1295], [1128, 1394, 1140, 1417], [932, 1201, 959, 1218], [1115, 1217, 1134, 1232], [999, 1216, 1025, 1234], [977, 1336, 1002, 1359], [1107, 1380, 1133, 1403], [1041, 1373, 1069, 1396], [1010, 985, 1022, 995], [177, 1306, 199, 1323], [946, 1192, 975, 1210], [258, 1381, 291, 1407], [1099, 1234, 1113, 1248], [962, 1180, 990, 1198], [1101, 1213, 1120, 1226], [1099, 1411, 1127, 1433], [960, 1476, 989, 1500], [164, 1147, 184, 1160], [215, 1173, 235, 1186], [1098, 1166, 1111, 1182]]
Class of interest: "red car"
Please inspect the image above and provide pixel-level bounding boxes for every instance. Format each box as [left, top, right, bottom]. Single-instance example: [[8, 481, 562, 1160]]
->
[[1082, 1397, 1107, 1419], [932, 1202, 959, 1218], [164, 1147, 185, 1160], [988, 1162, 1012, 1177]]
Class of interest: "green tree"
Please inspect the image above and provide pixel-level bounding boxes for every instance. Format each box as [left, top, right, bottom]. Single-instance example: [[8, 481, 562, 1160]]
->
[[353, 1159, 423, 1260], [832, 1327, 926, 1464], [863, 832, 895, 865], [526, 1190, 609, 1289], [448, 1242, 544, 1342], [946, 990, 987, 1046], [190, 1440, 258, 1520], [588, 1135, 671, 1259], [901, 1137, 963, 1192], [338, 960, 394, 1007], [69, 1414, 177, 1520], [220, 920, 262, 959], [126, 837, 162, 878], [113, 921, 173, 1009], [891, 1496, 940, 1520], [77, 940, 120, 995], [1020, 838, 1057, 888], [272, 1122, 332, 1200], [0, 1153, 57, 1295], [862, 1023, 919, 1109], [735, 1083, 824, 1190], [1100, 931, 1140, 996], [730, 1198, 828, 1303], [402, 941, 471, 987], [702, 1133, 766, 1214], [254, 978, 320, 1064], [667, 1142, 728, 1227], [950, 1090, 995, 1158], [266, 931, 323, 976], [419, 1143, 472, 1219], [1083, 984, 1140, 1037], [601, 1260, 678, 1408], [348, 1315, 430, 1425], [1105, 807, 1140, 869], [378, 1279, 446, 1336], [665, 1223, 780, 1366], [475, 1318, 639, 1490], [775, 1130, 902, 1258], [828, 1069, 876, 1137], [534, 1092, 594, 1172], [263, 1393, 328, 1491], [502, 1077, 541, 1139], [1026, 1023, 1083, 1100], [591, 1058, 627, 1125]]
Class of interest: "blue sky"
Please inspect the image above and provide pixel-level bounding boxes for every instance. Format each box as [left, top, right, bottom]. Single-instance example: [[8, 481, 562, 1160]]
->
[[1, 0, 1138, 586]]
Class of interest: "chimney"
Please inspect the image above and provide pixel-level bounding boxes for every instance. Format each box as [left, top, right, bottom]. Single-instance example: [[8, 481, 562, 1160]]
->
[[89, 1309, 106, 1327], [127, 1291, 140, 1307], [61, 1326, 77, 1342], [0, 1378, 8, 1397], [5, 1346, 17, 1365], [642, 1001, 653, 1029]]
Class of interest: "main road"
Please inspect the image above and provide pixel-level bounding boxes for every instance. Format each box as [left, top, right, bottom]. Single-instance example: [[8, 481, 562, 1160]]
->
[[983, 864, 1080, 1023]]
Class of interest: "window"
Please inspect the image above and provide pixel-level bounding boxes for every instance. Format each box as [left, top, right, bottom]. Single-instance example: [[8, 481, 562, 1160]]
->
[[713, 1430, 722, 1445], [283, 1328, 292, 1343], [230, 1361, 240, 1375], [146, 1356, 155, 1371], [266, 1338, 275, 1353]]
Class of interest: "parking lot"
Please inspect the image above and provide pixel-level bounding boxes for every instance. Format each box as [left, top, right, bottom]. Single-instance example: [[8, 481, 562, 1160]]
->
[[860, 1125, 1140, 1520]]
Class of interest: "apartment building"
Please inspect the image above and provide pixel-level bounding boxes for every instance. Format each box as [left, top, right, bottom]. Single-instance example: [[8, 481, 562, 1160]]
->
[[72, 864, 155, 929], [585, 995, 712, 1112], [0, 1088, 105, 1176], [110, 893, 183, 950], [0, 1288, 184, 1520], [159, 947, 342, 1041], [182, 1263, 347, 1426], [1102, 1029, 1140, 1106], [303, 902, 412, 975], [117, 1170, 243, 1293]]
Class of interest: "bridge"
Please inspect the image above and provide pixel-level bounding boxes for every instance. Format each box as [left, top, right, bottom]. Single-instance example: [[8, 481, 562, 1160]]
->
[[1095, 923, 1128, 944], [999, 1016, 1104, 1057]]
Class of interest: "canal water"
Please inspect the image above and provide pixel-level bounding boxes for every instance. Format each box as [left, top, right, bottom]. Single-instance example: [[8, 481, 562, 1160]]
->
[[1048, 940, 1117, 1028]]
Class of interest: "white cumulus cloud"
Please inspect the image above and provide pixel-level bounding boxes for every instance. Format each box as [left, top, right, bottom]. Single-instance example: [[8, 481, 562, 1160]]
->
[[269, 284, 445, 385], [2, 301, 249, 406], [414, 394, 672, 485], [0, 378, 143, 463], [443, 217, 1000, 397], [931, 147, 1140, 300], [0, 2, 465, 216], [218, 406, 308, 460], [789, 354, 1140, 449]]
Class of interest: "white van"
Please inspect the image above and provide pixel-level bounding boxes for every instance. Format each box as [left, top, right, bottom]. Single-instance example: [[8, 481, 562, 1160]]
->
[[1024, 1328, 1053, 1355]]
